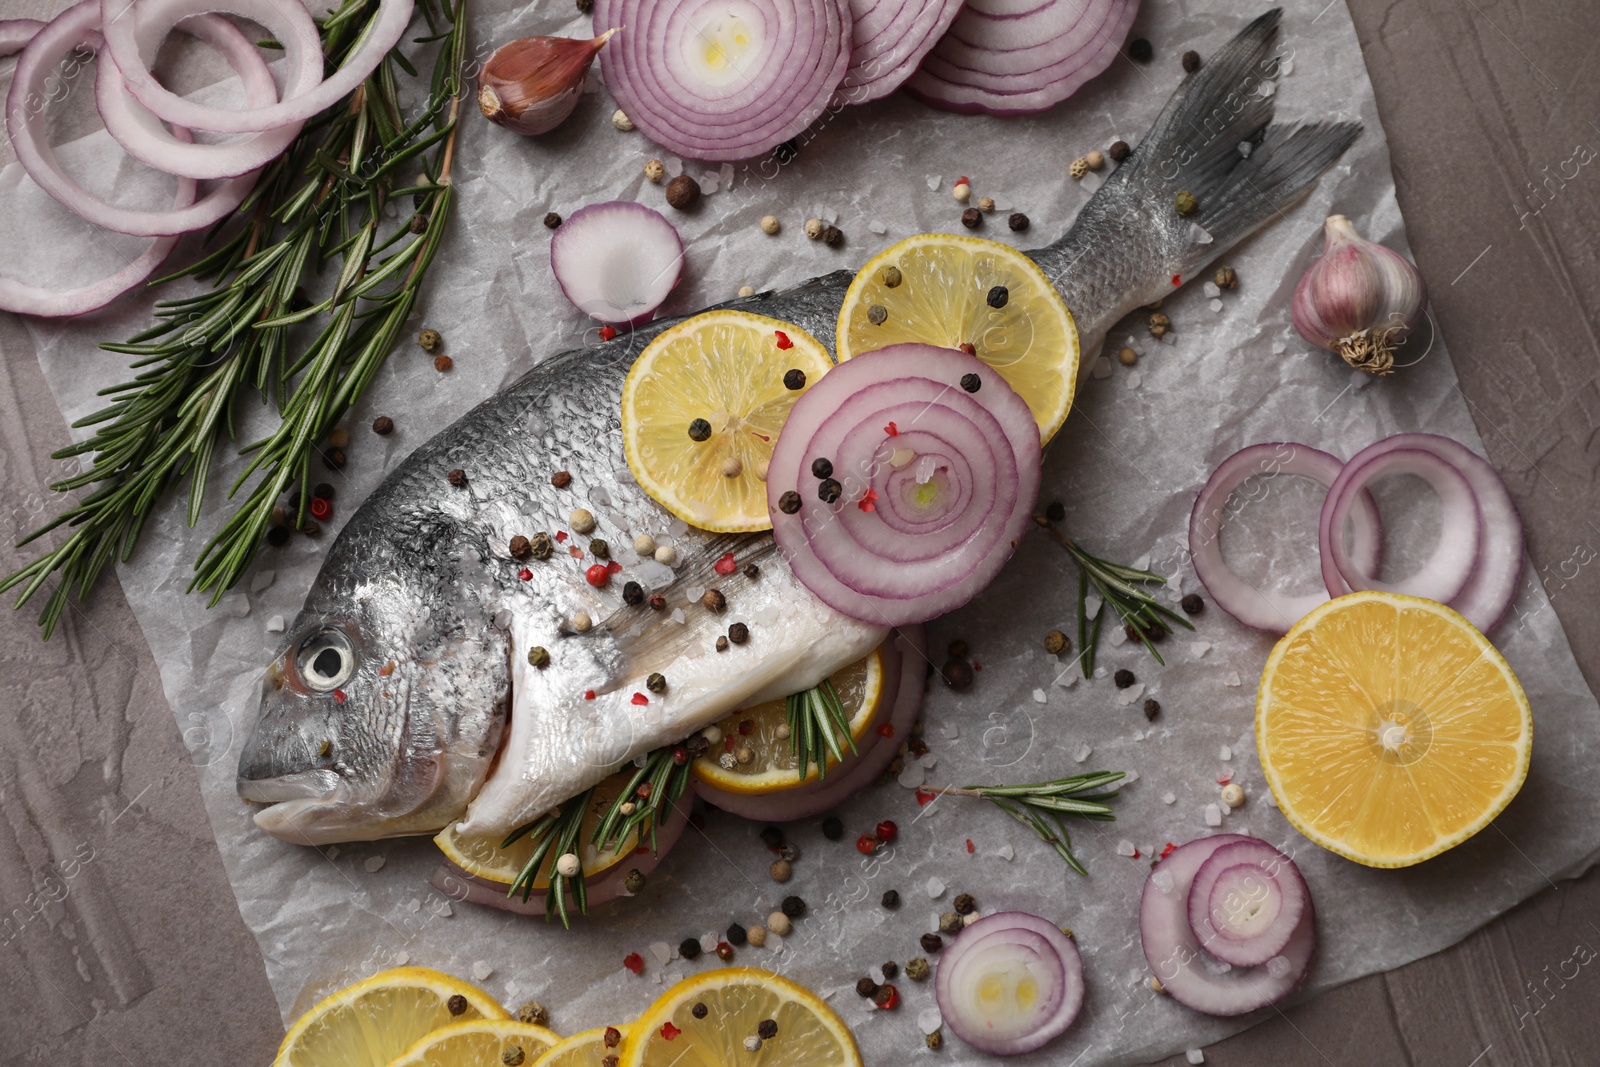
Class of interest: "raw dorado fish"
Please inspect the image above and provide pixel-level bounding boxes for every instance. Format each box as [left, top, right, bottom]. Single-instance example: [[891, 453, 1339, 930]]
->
[[237, 10, 1358, 844]]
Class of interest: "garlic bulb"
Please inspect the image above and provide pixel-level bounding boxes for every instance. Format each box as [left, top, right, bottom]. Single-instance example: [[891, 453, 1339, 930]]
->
[[477, 30, 616, 136], [1291, 214, 1427, 375]]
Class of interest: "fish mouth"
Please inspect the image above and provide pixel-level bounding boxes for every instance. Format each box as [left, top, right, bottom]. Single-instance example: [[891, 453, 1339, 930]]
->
[[237, 767, 341, 805]]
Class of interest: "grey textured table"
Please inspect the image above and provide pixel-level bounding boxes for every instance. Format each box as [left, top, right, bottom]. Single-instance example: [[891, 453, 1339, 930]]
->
[[1, 0, 1597, 1063]]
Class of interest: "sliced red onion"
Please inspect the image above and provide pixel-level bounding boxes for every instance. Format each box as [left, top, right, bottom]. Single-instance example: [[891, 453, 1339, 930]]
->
[[100, 0, 409, 135], [1186, 839, 1307, 968], [96, 9, 300, 179], [1189, 443, 1381, 633], [836, 0, 964, 104], [549, 202, 684, 328], [1324, 434, 1522, 632], [692, 625, 925, 821], [7, 1, 258, 237], [0, 19, 45, 57], [1140, 835, 1316, 1017], [1321, 445, 1481, 605], [769, 345, 1041, 626], [935, 911, 1084, 1054], [0, 230, 180, 318], [904, 0, 1136, 117], [593, 0, 852, 161], [431, 793, 692, 917]]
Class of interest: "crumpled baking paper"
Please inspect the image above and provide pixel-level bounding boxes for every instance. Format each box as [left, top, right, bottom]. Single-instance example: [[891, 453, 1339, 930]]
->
[[8, 0, 1600, 1062]]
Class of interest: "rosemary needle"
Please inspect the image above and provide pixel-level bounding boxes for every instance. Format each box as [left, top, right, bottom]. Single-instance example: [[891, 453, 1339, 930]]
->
[[786, 678, 858, 781], [1, 0, 468, 638]]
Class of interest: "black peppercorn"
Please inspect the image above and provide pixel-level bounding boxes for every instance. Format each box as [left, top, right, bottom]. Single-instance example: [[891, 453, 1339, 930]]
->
[[941, 659, 973, 691], [856, 977, 879, 999], [543, 212, 562, 229], [811, 457, 834, 480], [715, 635, 729, 652], [447, 468, 467, 488], [1181, 593, 1205, 615], [679, 937, 702, 960], [728, 622, 750, 645], [986, 285, 1009, 309], [778, 490, 802, 514], [822, 224, 843, 247], [1128, 37, 1152, 61], [743, 562, 761, 579], [873, 984, 898, 1009], [882, 889, 900, 909], [882, 961, 899, 980], [1008, 212, 1030, 232], [817, 478, 842, 504], [727, 923, 748, 946], [1114, 668, 1136, 688], [953, 893, 976, 915], [323, 447, 346, 471], [821, 816, 843, 840], [960, 207, 982, 229], [783, 368, 807, 390], [948, 640, 969, 658], [1108, 139, 1131, 163], [1181, 49, 1200, 72], [372, 415, 394, 435], [623, 581, 645, 606], [647, 672, 667, 693], [510, 535, 533, 560], [1143, 697, 1161, 721], [920, 933, 944, 954], [447, 994, 468, 1015], [575, 0, 593, 12], [781, 895, 806, 918], [760, 825, 785, 849], [665, 174, 701, 210], [691, 1002, 708, 1019], [757, 1019, 778, 1040], [688, 418, 712, 442], [266, 525, 291, 547], [1046, 500, 1066, 522], [960, 373, 981, 393]]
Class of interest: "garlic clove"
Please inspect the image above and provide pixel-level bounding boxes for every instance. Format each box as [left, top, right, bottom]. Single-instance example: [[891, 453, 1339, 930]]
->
[[477, 30, 617, 137], [1291, 214, 1427, 375]]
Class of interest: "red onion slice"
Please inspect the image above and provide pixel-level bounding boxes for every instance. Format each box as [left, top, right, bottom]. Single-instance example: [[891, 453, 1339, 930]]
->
[[100, 0, 409, 135], [1323, 434, 1523, 632], [904, 0, 1136, 117], [1321, 446, 1481, 605], [692, 625, 925, 822], [768, 344, 1042, 627], [1141, 834, 1316, 1017], [0, 231, 180, 318], [96, 9, 300, 179], [1186, 839, 1307, 968], [6, 1, 258, 237], [935, 911, 1084, 1054], [1189, 443, 1381, 633], [0, 19, 45, 57], [836, 0, 964, 104], [593, 0, 852, 161], [549, 202, 684, 328], [431, 792, 692, 917]]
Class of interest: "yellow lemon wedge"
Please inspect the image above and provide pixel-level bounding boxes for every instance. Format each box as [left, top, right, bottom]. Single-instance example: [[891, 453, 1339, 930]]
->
[[531, 1025, 629, 1067], [620, 969, 861, 1067], [388, 1020, 561, 1067], [690, 646, 885, 795], [622, 310, 833, 533], [836, 233, 1079, 442], [1256, 591, 1532, 868], [273, 967, 508, 1067], [435, 774, 640, 887]]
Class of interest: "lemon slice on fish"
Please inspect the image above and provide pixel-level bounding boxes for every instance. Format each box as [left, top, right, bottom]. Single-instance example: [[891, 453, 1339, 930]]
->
[[622, 309, 834, 533], [273, 966, 508, 1067], [435, 774, 640, 887], [690, 647, 885, 796], [532, 1025, 630, 1067], [836, 233, 1079, 442], [389, 1020, 561, 1067], [621, 969, 862, 1067]]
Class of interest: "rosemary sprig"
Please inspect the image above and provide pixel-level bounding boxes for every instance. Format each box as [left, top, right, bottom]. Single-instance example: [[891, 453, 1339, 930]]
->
[[1, 0, 468, 637], [1033, 516, 1194, 677], [502, 787, 593, 929], [786, 679, 858, 781], [927, 771, 1125, 876], [591, 746, 695, 855]]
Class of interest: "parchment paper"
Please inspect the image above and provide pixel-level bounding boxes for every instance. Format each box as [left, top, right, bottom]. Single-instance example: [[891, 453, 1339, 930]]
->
[[9, 1, 1600, 1063]]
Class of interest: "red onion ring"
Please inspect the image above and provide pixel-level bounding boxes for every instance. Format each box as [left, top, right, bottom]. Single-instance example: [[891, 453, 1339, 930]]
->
[[934, 911, 1084, 1054], [835, 0, 963, 104], [692, 625, 925, 822], [100, 0, 409, 135], [1322, 434, 1523, 632], [6, 2, 257, 237], [549, 201, 684, 327], [593, 0, 852, 161], [0, 19, 45, 57], [1186, 839, 1307, 968], [96, 9, 300, 179], [768, 344, 1041, 626], [1188, 443, 1381, 633], [1321, 445, 1481, 605]]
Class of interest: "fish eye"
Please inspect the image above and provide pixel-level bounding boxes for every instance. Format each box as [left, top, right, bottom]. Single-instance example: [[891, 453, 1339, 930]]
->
[[296, 628, 355, 692]]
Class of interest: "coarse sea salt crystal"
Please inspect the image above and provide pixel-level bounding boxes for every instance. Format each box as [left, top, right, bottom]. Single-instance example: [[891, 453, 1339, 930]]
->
[[1204, 803, 1223, 827], [926, 876, 946, 899], [472, 960, 494, 980], [918, 1008, 943, 1034], [720, 162, 735, 188], [1271, 340, 1287, 354], [997, 844, 1014, 861], [1189, 223, 1214, 245], [407, 898, 421, 913], [1074, 743, 1093, 763], [1220, 744, 1233, 761], [1033, 688, 1048, 704], [700, 933, 719, 953], [914, 455, 937, 483], [1191, 641, 1211, 659], [869, 220, 888, 235], [1224, 670, 1241, 687], [1094, 666, 1108, 680], [1117, 682, 1146, 706], [1055, 670, 1078, 689], [1187, 1050, 1206, 1065], [898, 762, 926, 789], [266, 614, 286, 633], [1202, 281, 1222, 299], [493, 608, 512, 630], [1133, 729, 1145, 741], [1281, 57, 1295, 76], [1116, 839, 1137, 857], [1162, 791, 1176, 805], [1123, 770, 1139, 785], [1092, 355, 1112, 379], [431, 899, 452, 917], [665, 157, 684, 177], [667, 517, 690, 537], [1131, 553, 1151, 571], [684, 584, 706, 602], [921, 753, 937, 770], [363, 855, 386, 872], [650, 942, 672, 965], [250, 569, 276, 593], [1162, 331, 1177, 345], [942, 722, 960, 739], [1209, 298, 1225, 313], [1151, 869, 1175, 894], [1126, 370, 1143, 389], [1266, 955, 1293, 978], [1258, 80, 1277, 97], [1085, 594, 1103, 617], [394, 951, 409, 965], [1109, 626, 1128, 647], [670, 608, 686, 625], [927, 174, 942, 191]]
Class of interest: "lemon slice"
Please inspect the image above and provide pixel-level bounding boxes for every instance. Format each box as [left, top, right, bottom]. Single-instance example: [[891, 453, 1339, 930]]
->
[[836, 233, 1079, 442], [1257, 591, 1532, 868], [273, 967, 509, 1067], [390, 1020, 561, 1067], [690, 647, 885, 795], [620, 969, 862, 1067], [532, 1025, 629, 1067], [436, 774, 641, 886], [622, 310, 833, 533]]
